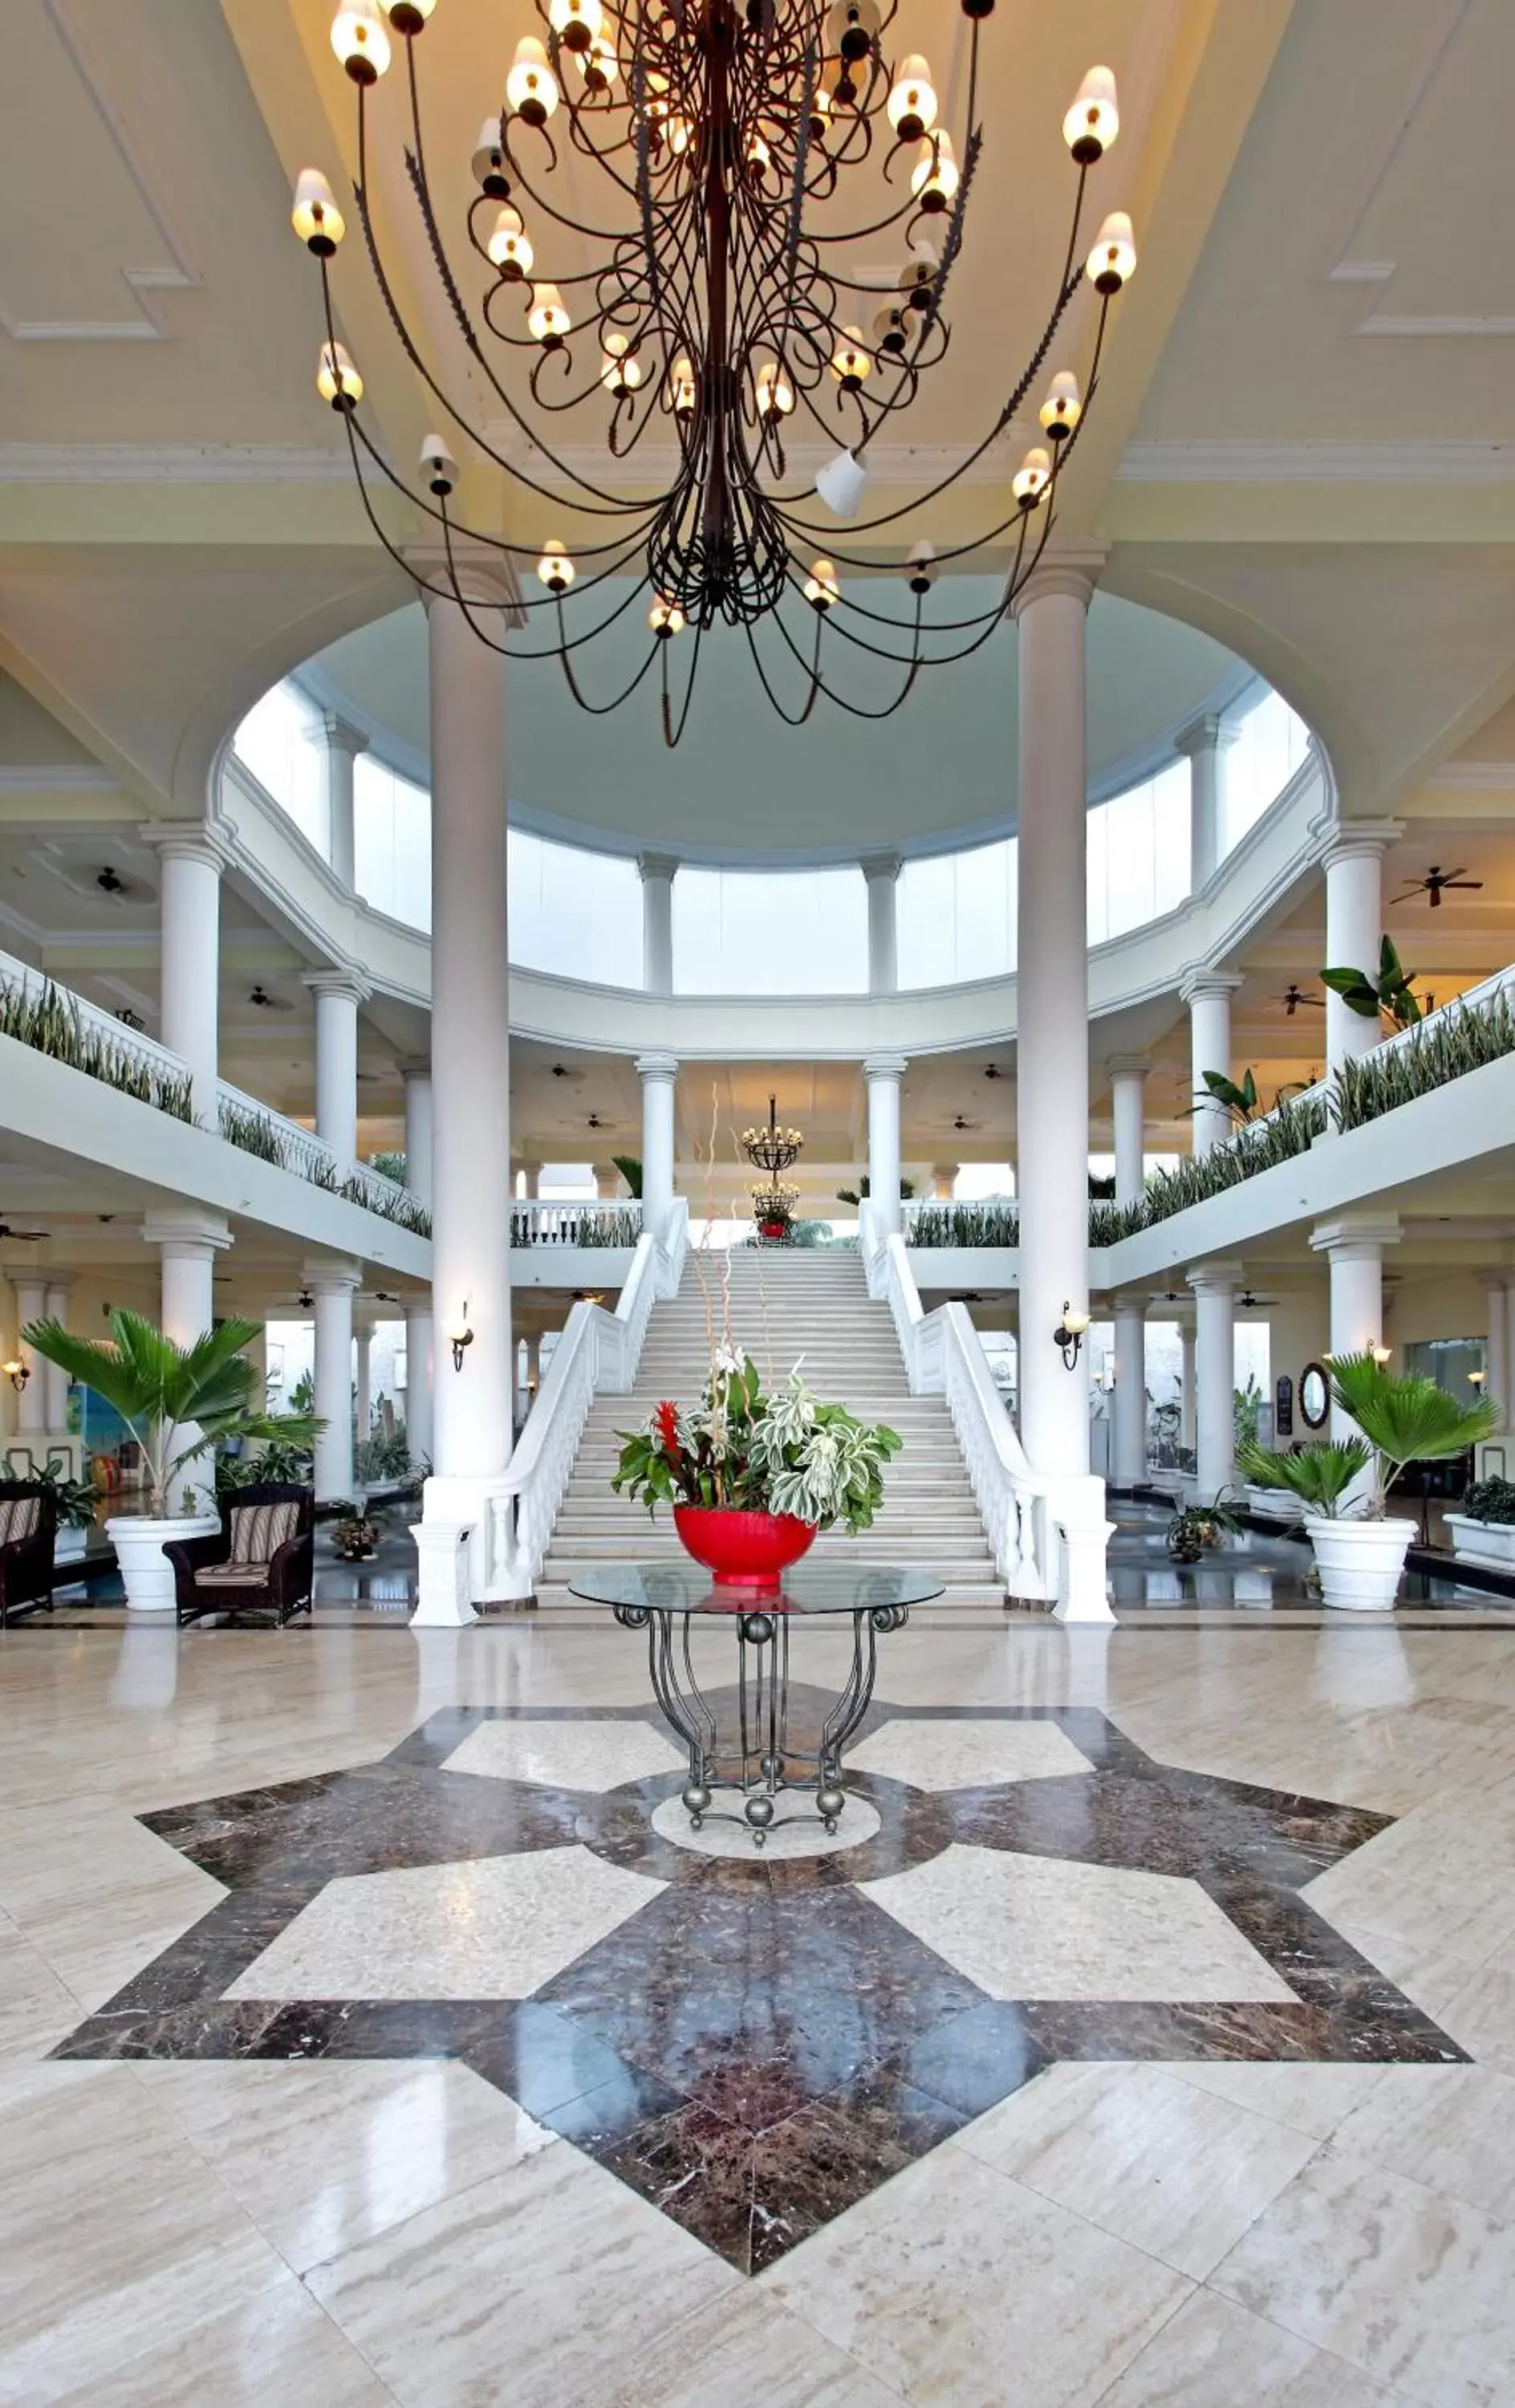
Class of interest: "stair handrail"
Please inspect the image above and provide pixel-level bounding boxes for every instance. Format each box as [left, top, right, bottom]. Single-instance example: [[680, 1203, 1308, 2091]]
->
[[857, 1199, 1108, 1611], [481, 1198, 688, 1598]]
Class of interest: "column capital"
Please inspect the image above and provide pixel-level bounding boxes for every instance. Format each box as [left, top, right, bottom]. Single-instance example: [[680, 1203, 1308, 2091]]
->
[[303, 966, 372, 1007], [1483, 1270, 1511, 1298], [318, 711, 369, 760], [1310, 1214, 1403, 1259], [1008, 546, 1106, 620], [1310, 814, 1403, 869], [399, 1056, 433, 1081], [42, 1271, 78, 1295], [862, 1051, 908, 1084], [1173, 711, 1241, 760], [859, 850, 904, 885], [301, 1256, 364, 1296], [141, 1209, 232, 1256], [636, 851, 680, 885], [139, 820, 237, 876], [1179, 966, 1245, 1008], [1104, 1054, 1151, 1084], [1187, 1259, 1246, 1298], [634, 1050, 679, 1085]]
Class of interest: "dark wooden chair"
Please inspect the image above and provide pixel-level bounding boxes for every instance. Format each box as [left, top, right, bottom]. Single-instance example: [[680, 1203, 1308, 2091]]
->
[[0, 1480, 57, 1626], [163, 1483, 315, 1628]]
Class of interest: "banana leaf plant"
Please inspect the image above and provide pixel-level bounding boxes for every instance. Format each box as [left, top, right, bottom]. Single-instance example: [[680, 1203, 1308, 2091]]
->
[[19, 1310, 324, 1519], [1322, 937, 1425, 1031], [1184, 1068, 1310, 1129]]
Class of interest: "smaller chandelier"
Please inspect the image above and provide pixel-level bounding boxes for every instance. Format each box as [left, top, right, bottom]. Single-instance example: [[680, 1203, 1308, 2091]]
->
[[742, 1096, 804, 1177], [750, 1179, 802, 1226]]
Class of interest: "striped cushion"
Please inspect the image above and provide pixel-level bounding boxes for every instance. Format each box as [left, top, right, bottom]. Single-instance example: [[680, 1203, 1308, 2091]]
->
[[0, 1497, 41, 1546], [228, 1501, 300, 1565], [195, 1560, 271, 1588]]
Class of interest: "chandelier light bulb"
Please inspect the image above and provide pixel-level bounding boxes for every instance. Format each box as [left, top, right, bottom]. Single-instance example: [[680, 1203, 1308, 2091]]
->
[[1062, 66, 1119, 164], [472, 116, 509, 195], [1038, 369, 1082, 439], [756, 359, 794, 417], [600, 333, 643, 393], [1087, 210, 1137, 292], [827, 0, 880, 68], [664, 112, 695, 157], [548, 0, 603, 53], [649, 595, 687, 636], [419, 431, 456, 494], [290, 169, 346, 255], [670, 355, 697, 415], [486, 205, 534, 277], [385, 0, 437, 33], [804, 558, 841, 610], [830, 327, 872, 387], [537, 540, 575, 592], [316, 340, 364, 406], [526, 282, 571, 343], [331, 1, 392, 83], [906, 539, 936, 593], [1012, 445, 1051, 506], [910, 132, 959, 209], [747, 131, 771, 178], [507, 36, 560, 124], [887, 56, 937, 141], [809, 86, 832, 142], [580, 33, 619, 91]]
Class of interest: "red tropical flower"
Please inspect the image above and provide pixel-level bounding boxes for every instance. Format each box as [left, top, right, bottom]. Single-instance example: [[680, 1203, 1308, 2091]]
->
[[653, 1399, 681, 1455]]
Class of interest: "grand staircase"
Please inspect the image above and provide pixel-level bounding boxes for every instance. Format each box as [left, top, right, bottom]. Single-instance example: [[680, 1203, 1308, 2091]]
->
[[541, 1247, 999, 1588]]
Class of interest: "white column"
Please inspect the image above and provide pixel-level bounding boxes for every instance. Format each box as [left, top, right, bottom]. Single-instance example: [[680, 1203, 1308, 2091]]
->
[[43, 1276, 75, 1434], [306, 1259, 360, 1503], [1175, 713, 1238, 893], [318, 713, 368, 889], [520, 1161, 542, 1201], [636, 1051, 678, 1243], [403, 1062, 433, 1206], [354, 1320, 373, 1454], [12, 1275, 48, 1439], [1482, 1277, 1509, 1434], [930, 1163, 959, 1201], [1012, 567, 1095, 1482], [594, 1162, 619, 1202], [526, 1332, 542, 1393], [1181, 970, 1244, 1154], [141, 1210, 233, 1515], [1311, 1216, 1401, 1446], [404, 1299, 434, 1466], [143, 825, 231, 1127], [637, 853, 677, 997], [304, 970, 369, 1163], [863, 1055, 907, 1238], [420, 581, 513, 1620], [861, 852, 902, 996], [1503, 1285, 1515, 1442], [1189, 1262, 1243, 1499], [1319, 823, 1400, 1076], [1107, 1058, 1148, 1209], [1179, 1320, 1197, 1457], [1111, 1297, 1147, 1487]]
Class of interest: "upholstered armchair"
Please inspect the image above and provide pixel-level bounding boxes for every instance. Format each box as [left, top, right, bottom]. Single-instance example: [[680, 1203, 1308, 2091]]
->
[[0, 1481, 58, 1625], [163, 1483, 315, 1628]]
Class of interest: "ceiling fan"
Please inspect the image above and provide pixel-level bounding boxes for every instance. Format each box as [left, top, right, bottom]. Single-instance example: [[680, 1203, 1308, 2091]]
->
[[249, 985, 295, 1013], [1237, 1288, 1281, 1310], [1277, 984, 1324, 1017], [0, 1216, 47, 1242], [983, 1064, 1005, 1082], [951, 1114, 980, 1133], [1392, 864, 1483, 909]]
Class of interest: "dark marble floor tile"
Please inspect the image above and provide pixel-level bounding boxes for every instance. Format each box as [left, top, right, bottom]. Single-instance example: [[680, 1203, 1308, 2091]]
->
[[537, 2064, 690, 2153], [467, 1999, 676, 2124], [51, 1999, 286, 2060], [885, 1999, 1049, 2119], [599, 2102, 758, 2272], [250, 1999, 505, 2060]]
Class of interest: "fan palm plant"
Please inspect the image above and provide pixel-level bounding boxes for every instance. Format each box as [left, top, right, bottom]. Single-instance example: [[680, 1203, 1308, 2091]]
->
[[20, 1310, 323, 1518], [1236, 1436, 1372, 1519], [1322, 1350, 1498, 1511]]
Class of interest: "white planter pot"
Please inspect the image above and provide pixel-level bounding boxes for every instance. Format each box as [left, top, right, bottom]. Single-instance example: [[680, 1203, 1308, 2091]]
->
[[53, 1527, 91, 1564], [105, 1515, 221, 1613], [1444, 1515, 1515, 1574], [1305, 1515, 1415, 1612]]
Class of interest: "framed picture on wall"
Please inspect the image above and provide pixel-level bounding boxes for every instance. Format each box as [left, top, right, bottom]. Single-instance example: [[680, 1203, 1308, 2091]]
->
[[1275, 1374, 1294, 1438]]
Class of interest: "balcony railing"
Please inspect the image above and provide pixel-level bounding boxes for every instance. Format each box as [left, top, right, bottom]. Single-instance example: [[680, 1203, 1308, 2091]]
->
[[216, 1081, 432, 1236], [0, 950, 193, 1118], [511, 1198, 642, 1248]]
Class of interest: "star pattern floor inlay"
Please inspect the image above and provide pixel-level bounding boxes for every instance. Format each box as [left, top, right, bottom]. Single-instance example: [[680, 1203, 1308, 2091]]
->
[[51, 1693, 1468, 2275]]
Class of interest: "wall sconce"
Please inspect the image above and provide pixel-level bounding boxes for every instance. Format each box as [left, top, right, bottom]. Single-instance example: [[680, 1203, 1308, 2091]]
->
[[2, 1357, 29, 1393], [445, 1304, 474, 1373], [1371, 1342, 1392, 1367], [1053, 1304, 1090, 1371], [1469, 1369, 1488, 1389]]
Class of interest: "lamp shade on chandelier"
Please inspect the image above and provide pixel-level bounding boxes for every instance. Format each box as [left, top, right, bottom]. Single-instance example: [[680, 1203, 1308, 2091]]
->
[[294, 0, 1137, 740]]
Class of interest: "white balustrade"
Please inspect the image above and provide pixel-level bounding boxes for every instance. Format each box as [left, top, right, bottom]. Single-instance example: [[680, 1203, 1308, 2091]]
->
[[479, 1198, 688, 1600], [859, 1199, 1111, 1619], [216, 1079, 428, 1222], [0, 947, 192, 1100], [510, 1198, 642, 1247]]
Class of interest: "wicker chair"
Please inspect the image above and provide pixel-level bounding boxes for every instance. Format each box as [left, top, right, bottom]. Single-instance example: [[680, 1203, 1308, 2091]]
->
[[0, 1480, 57, 1626], [163, 1483, 315, 1628]]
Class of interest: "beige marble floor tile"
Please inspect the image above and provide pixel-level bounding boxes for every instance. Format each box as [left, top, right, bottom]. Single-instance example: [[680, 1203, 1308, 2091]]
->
[[1303, 1806, 1515, 1967], [441, 1715, 684, 1791], [225, 1845, 664, 2001], [132, 2060, 556, 2272], [1211, 2140, 1515, 2407], [761, 2143, 1192, 2408], [860, 1844, 1296, 2002], [306, 2144, 737, 2408], [1089, 2287, 1399, 2408], [957, 2063, 1318, 2279], [847, 1716, 1093, 1789], [0, 1914, 87, 2059], [605, 2283, 904, 2406], [0, 2061, 293, 2406], [47, 2272, 396, 2407], [1435, 1959, 1515, 2077], [1331, 2064, 1515, 2220], [1160, 2060, 1389, 2140]]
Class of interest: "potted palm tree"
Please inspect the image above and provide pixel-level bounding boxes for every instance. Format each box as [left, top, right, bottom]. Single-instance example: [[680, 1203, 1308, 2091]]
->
[[21, 1310, 322, 1613], [1238, 1350, 1497, 1609]]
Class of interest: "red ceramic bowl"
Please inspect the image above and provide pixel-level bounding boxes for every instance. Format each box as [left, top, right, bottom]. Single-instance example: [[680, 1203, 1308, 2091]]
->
[[672, 1506, 817, 1588]]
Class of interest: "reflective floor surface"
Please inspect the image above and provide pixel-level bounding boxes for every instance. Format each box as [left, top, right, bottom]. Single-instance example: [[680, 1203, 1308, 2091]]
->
[[4, 1604, 1515, 2402]]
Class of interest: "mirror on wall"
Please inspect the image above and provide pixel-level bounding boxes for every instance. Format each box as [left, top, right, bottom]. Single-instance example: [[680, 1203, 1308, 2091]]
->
[[1299, 1361, 1330, 1430]]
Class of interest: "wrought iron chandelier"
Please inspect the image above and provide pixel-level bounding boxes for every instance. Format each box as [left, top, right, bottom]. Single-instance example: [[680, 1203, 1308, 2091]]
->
[[741, 1093, 805, 1173], [295, 0, 1135, 741]]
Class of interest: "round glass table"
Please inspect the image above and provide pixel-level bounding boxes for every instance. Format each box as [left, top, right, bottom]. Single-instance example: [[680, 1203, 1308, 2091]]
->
[[569, 1562, 941, 1847]]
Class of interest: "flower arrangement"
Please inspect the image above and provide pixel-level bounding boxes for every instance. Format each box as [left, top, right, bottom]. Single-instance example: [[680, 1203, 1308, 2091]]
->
[[331, 1512, 380, 1561], [614, 1347, 901, 1536]]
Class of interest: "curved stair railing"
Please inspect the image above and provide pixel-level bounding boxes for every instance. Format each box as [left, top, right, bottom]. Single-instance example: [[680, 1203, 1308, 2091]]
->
[[858, 1201, 1111, 1621]]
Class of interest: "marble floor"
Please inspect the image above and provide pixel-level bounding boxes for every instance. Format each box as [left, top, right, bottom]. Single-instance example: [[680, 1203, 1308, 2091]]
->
[[4, 1606, 1515, 2403]]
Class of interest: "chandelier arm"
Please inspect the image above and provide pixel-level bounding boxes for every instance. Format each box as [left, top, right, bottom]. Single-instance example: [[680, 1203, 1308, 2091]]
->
[[765, 595, 926, 719], [743, 617, 823, 728], [554, 613, 665, 713], [660, 616, 706, 749], [775, 576, 1012, 681]]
